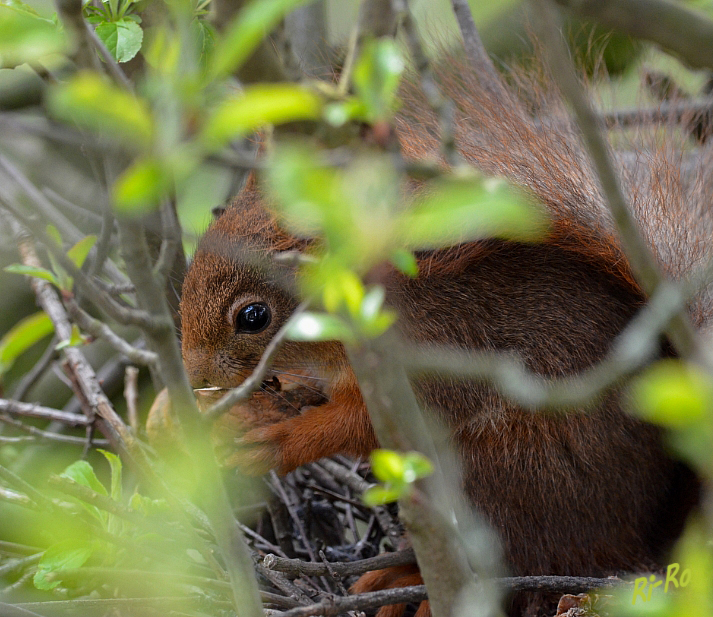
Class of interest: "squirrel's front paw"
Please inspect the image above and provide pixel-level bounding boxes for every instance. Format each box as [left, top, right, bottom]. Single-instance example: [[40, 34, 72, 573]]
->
[[223, 422, 292, 474]]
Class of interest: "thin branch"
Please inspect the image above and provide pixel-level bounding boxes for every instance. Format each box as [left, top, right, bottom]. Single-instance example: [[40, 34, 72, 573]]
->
[[262, 548, 416, 579], [124, 366, 140, 433], [204, 302, 308, 420], [0, 399, 91, 426], [153, 201, 182, 287], [392, 0, 458, 164], [0, 153, 127, 286], [64, 297, 158, 368], [0, 413, 110, 446], [281, 585, 428, 617], [11, 339, 58, 401]]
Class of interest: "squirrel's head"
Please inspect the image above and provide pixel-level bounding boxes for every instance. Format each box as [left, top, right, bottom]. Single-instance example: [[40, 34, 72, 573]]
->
[[180, 178, 344, 393]]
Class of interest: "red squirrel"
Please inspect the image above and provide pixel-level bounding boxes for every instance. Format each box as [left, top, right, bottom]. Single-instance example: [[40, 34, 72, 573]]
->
[[178, 65, 706, 616]]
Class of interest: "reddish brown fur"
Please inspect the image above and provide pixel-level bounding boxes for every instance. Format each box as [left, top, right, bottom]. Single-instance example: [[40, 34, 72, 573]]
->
[[179, 65, 707, 616]]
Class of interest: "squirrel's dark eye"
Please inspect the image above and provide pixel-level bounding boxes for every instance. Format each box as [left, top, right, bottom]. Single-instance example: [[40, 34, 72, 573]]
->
[[235, 302, 271, 333]]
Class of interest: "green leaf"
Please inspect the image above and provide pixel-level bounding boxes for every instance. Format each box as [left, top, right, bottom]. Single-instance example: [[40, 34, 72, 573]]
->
[[112, 158, 169, 215], [400, 177, 548, 250], [34, 540, 95, 590], [0, 311, 54, 376], [95, 18, 143, 63], [630, 359, 713, 428], [192, 18, 215, 67], [201, 84, 322, 149], [370, 449, 407, 484], [210, 0, 315, 78], [59, 460, 107, 523], [61, 460, 107, 496], [67, 235, 97, 269], [402, 452, 434, 482], [3, 264, 59, 287], [99, 449, 122, 502], [54, 324, 87, 350], [47, 72, 153, 148], [45, 224, 62, 246], [389, 248, 418, 278], [352, 38, 404, 123], [363, 485, 403, 507], [0, 4, 65, 67], [286, 312, 355, 344]]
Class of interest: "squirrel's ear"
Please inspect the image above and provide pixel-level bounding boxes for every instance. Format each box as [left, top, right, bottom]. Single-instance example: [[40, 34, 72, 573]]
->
[[211, 206, 227, 220]]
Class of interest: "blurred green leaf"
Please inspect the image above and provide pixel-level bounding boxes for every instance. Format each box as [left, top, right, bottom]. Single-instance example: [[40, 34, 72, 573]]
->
[[371, 449, 406, 484], [113, 158, 169, 215], [67, 235, 97, 269], [210, 0, 315, 78], [47, 72, 153, 147], [95, 18, 143, 63], [631, 359, 712, 428], [0, 4, 65, 67], [400, 177, 547, 250], [45, 224, 62, 247], [3, 264, 59, 287], [34, 539, 95, 590], [268, 144, 341, 237], [322, 269, 364, 315], [352, 38, 404, 123], [402, 452, 434, 482], [201, 84, 322, 148], [0, 311, 53, 376], [363, 485, 402, 506], [360, 286, 386, 322], [55, 324, 88, 350], [389, 248, 418, 278], [286, 312, 355, 343]]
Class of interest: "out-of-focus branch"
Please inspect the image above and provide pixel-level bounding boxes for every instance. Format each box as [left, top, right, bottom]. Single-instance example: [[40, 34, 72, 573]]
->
[[347, 331, 503, 617], [553, 0, 713, 71], [114, 216, 264, 617], [405, 275, 698, 409], [529, 0, 709, 369]]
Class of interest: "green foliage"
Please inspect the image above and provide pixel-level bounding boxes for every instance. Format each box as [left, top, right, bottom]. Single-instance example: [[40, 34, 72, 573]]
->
[[47, 72, 154, 148], [34, 539, 96, 590], [352, 39, 405, 123], [0, 311, 54, 378], [4, 231, 97, 294], [200, 84, 323, 148], [630, 359, 713, 474], [269, 142, 545, 344], [209, 0, 316, 78], [363, 449, 434, 506], [0, 1, 65, 68], [84, 0, 143, 63], [95, 20, 143, 63]]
